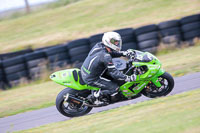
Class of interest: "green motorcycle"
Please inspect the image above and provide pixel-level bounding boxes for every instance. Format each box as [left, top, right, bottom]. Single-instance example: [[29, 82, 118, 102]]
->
[[50, 50, 174, 117]]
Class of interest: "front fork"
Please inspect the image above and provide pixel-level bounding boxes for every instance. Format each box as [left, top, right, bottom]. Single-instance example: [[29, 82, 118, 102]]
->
[[120, 68, 165, 98], [151, 68, 165, 88]]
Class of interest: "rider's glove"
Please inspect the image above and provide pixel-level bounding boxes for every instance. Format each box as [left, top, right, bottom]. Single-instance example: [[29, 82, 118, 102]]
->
[[122, 49, 135, 57], [125, 74, 136, 82]]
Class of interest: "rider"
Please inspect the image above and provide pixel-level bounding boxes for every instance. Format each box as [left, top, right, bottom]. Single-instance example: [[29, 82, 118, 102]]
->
[[81, 32, 136, 102]]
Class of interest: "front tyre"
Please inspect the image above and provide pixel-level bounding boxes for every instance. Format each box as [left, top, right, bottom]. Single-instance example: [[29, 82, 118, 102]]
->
[[56, 88, 92, 117], [142, 72, 174, 98]]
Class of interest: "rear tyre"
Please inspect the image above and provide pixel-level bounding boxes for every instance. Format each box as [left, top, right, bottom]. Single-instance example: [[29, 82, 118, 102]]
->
[[56, 88, 92, 117], [142, 72, 174, 98]]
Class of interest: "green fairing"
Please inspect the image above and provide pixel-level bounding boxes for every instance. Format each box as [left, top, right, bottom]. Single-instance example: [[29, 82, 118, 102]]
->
[[50, 69, 99, 90], [50, 50, 165, 98]]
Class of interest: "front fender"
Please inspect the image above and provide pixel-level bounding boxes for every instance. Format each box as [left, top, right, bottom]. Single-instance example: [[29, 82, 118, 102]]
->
[[151, 68, 165, 88]]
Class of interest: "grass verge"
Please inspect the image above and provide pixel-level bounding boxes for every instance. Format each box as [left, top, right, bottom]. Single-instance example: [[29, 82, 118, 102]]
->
[[158, 43, 200, 77], [15, 88, 200, 133], [0, 44, 200, 118], [0, 81, 62, 118], [0, 0, 200, 52]]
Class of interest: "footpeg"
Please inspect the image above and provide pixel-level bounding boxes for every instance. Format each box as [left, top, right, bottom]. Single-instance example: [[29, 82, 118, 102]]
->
[[94, 89, 101, 98]]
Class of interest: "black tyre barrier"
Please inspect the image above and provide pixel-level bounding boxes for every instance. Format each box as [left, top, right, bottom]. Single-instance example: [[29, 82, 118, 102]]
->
[[49, 60, 70, 70], [159, 25, 183, 44], [48, 53, 70, 62], [25, 51, 46, 61], [135, 24, 159, 52], [2, 55, 25, 68], [6, 70, 28, 81], [26, 58, 47, 69], [45, 45, 68, 56], [29, 66, 47, 80], [0, 48, 33, 60], [4, 64, 26, 75], [25, 51, 47, 80], [35, 44, 62, 51], [2, 55, 28, 87], [135, 24, 158, 35], [138, 39, 159, 49], [180, 15, 200, 41], [67, 38, 90, 49], [121, 35, 136, 44], [180, 14, 200, 25], [89, 34, 104, 49], [69, 45, 90, 57], [74, 62, 83, 69], [162, 34, 182, 44], [0, 68, 3, 81], [0, 81, 5, 90], [27, 58, 46, 68], [183, 29, 200, 40], [160, 27, 181, 36], [141, 47, 157, 54], [71, 53, 88, 63], [181, 22, 200, 32], [90, 42, 97, 49], [1, 13, 200, 89], [114, 28, 135, 36], [0, 61, 6, 89], [6, 70, 29, 88], [158, 20, 180, 30], [122, 42, 138, 51], [137, 31, 159, 42], [89, 33, 104, 44]]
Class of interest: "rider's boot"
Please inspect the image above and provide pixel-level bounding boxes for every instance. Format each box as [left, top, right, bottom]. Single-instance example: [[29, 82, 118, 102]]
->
[[88, 89, 117, 105], [109, 87, 120, 103], [88, 89, 107, 105]]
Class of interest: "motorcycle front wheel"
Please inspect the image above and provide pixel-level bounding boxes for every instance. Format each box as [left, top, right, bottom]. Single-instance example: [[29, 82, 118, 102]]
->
[[56, 88, 92, 117], [142, 72, 174, 98]]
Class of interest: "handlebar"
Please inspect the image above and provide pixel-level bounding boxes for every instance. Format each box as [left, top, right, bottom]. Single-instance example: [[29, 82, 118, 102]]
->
[[127, 50, 136, 62]]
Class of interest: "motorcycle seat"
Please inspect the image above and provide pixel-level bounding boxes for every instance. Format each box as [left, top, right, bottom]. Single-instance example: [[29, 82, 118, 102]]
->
[[72, 70, 86, 85]]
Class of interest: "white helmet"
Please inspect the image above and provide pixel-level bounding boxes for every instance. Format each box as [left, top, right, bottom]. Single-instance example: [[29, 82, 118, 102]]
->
[[102, 32, 122, 52]]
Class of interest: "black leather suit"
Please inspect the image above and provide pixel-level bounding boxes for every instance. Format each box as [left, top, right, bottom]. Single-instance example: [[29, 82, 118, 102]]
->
[[81, 42, 127, 94]]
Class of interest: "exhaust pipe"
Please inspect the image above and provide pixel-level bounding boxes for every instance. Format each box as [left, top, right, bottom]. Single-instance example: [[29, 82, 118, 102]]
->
[[63, 93, 109, 108], [64, 93, 84, 108]]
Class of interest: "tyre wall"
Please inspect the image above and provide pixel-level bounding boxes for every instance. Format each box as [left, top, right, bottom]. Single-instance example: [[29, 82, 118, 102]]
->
[[0, 13, 199, 89]]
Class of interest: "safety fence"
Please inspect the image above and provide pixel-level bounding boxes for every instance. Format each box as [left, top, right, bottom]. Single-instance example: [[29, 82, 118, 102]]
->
[[0, 13, 200, 89]]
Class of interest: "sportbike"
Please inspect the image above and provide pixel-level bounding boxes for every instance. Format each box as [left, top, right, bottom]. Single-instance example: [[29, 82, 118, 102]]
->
[[50, 50, 174, 117]]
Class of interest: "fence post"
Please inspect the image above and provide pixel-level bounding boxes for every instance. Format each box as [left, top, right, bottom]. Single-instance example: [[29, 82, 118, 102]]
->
[[24, 0, 30, 13]]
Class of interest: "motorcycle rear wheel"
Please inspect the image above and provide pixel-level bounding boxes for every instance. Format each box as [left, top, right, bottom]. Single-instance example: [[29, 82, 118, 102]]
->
[[142, 72, 174, 98], [56, 88, 92, 117]]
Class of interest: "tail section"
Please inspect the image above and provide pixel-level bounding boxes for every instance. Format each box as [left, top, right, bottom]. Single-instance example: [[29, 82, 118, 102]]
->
[[50, 68, 88, 90]]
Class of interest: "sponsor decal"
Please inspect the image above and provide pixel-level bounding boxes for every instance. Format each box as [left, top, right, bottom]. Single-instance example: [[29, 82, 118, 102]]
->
[[64, 83, 71, 86], [123, 90, 128, 92], [62, 73, 67, 77], [135, 83, 146, 90], [134, 87, 139, 90], [125, 93, 133, 95]]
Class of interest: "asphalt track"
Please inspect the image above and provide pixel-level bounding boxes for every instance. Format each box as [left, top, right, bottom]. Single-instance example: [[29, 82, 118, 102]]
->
[[0, 72, 200, 133]]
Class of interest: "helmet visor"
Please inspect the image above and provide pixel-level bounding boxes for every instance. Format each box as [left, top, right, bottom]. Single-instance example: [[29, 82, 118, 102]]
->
[[110, 38, 120, 46]]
